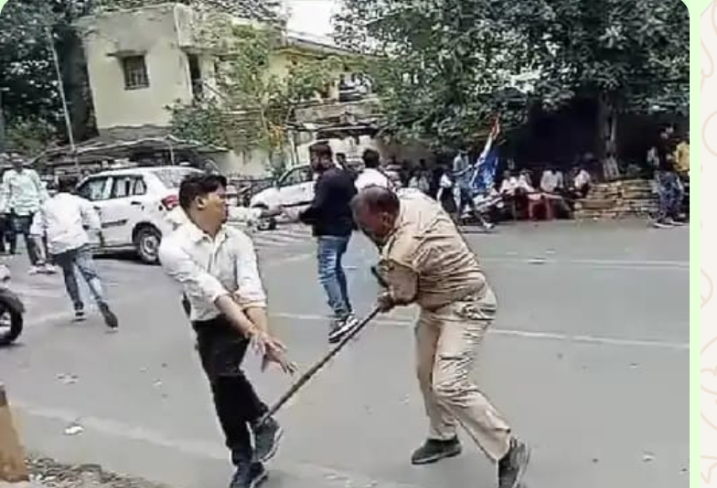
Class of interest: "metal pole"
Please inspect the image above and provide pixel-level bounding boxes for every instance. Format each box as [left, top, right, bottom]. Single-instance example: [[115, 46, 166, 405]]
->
[[0, 89, 6, 155], [45, 25, 79, 175]]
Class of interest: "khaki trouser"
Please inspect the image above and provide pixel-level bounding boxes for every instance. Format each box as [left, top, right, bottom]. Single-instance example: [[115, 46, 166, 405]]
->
[[415, 286, 512, 461]]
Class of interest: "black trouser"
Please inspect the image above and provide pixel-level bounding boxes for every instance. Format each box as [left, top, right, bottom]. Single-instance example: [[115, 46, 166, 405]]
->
[[193, 316, 268, 463]]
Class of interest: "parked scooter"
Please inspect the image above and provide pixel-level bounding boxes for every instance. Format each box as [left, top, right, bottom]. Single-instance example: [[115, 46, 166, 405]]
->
[[0, 264, 25, 346]]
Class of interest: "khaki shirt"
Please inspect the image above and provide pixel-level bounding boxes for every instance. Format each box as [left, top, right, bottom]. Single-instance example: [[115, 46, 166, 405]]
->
[[378, 191, 487, 310]]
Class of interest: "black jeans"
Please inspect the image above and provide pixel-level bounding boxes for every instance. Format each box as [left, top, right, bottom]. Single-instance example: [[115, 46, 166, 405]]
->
[[193, 316, 268, 463]]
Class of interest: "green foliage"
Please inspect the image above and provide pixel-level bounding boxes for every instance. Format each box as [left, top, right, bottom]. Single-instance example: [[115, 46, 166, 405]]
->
[[170, 22, 341, 164], [334, 0, 689, 151], [6, 118, 58, 157]]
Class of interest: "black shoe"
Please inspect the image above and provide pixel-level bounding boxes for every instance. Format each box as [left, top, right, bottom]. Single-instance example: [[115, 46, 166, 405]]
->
[[410, 438, 462, 465], [229, 462, 268, 488], [498, 438, 531, 488], [74, 309, 86, 322], [252, 417, 283, 463], [99, 303, 118, 329], [328, 315, 358, 344]]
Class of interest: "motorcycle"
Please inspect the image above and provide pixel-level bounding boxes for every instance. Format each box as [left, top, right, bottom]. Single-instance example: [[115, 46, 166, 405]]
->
[[0, 264, 24, 346]]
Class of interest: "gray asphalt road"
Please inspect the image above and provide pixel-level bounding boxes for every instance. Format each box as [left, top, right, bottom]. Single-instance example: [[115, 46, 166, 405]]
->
[[0, 221, 688, 488]]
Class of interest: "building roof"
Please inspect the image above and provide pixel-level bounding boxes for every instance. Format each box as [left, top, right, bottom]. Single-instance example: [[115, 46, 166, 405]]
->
[[87, 1, 280, 23]]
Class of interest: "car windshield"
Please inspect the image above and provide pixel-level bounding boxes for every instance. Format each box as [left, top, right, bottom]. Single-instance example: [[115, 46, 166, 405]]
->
[[151, 168, 202, 189]]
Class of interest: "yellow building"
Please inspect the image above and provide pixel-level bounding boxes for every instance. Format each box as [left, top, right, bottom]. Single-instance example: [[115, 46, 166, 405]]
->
[[75, 3, 358, 176]]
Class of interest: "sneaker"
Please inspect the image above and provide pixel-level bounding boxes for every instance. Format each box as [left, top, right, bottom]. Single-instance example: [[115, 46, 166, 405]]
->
[[410, 438, 462, 465], [328, 315, 358, 344], [498, 438, 531, 488], [666, 218, 686, 227], [252, 417, 283, 463], [229, 462, 268, 488], [98, 303, 119, 329], [74, 309, 86, 322], [652, 220, 673, 229]]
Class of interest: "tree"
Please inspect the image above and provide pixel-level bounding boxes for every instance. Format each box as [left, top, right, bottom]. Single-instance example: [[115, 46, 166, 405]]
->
[[334, 0, 546, 150], [170, 19, 342, 171], [334, 0, 689, 172], [0, 0, 97, 149], [519, 0, 689, 175]]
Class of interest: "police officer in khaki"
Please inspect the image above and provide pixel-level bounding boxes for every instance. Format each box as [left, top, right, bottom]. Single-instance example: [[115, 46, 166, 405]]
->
[[351, 186, 530, 488]]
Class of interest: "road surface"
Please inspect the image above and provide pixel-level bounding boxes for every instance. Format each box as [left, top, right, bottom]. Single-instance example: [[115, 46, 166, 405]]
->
[[0, 221, 689, 488]]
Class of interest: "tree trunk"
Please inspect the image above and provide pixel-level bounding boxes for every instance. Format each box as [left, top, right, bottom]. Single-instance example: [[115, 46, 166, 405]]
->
[[597, 94, 620, 181]]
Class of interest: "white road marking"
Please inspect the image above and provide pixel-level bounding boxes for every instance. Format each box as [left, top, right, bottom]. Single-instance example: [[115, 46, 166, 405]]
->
[[271, 312, 688, 351]]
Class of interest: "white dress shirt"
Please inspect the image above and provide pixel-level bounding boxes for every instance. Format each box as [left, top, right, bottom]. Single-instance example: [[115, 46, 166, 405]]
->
[[540, 170, 564, 193], [0, 168, 48, 216], [574, 169, 591, 190], [499, 177, 519, 195], [159, 222, 267, 322], [29, 192, 100, 255], [355, 168, 392, 190]]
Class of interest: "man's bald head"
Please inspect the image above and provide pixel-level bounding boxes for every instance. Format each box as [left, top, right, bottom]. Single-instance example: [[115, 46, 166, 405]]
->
[[351, 186, 400, 243], [352, 186, 400, 215]]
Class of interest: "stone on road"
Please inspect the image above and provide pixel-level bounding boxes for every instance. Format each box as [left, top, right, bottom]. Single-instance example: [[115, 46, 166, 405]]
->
[[0, 221, 688, 488]]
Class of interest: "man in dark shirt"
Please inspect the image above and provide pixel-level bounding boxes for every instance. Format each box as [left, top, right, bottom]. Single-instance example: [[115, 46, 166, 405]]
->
[[653, 126, 684, 228], [299, 144, 359, 343]]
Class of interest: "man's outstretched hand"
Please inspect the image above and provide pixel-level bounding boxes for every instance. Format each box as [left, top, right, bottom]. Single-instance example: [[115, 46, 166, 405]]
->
[[252, 331, 297, 375]]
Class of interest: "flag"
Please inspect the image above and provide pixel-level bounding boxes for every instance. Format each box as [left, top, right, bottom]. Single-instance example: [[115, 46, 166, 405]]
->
[[470, 117, 501, 195]]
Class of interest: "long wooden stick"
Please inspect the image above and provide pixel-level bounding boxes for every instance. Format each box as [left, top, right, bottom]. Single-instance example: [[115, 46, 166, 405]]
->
[[258, 306, 381, 426]]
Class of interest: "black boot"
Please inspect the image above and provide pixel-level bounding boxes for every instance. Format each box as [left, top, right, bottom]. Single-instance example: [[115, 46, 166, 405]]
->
[[410, 437, 462, 465], [498, 437, 531, 488]]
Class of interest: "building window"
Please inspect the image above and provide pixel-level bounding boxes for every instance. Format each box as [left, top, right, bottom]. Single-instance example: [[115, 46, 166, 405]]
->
[[187, 53, 203, 101], [122, 55, 149, 90]]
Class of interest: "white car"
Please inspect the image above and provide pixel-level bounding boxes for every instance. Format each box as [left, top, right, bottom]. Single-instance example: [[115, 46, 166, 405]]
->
[[250, 165, 315, 214], [76, 166, 202, 264]]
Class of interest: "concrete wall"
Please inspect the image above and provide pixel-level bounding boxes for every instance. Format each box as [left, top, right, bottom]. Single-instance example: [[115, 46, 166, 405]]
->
[[79, 4, 194, 133]]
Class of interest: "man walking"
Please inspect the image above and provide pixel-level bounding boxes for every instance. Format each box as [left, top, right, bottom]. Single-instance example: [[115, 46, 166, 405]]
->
[[351, 187, 530, 488], [653, 126, 684, 228], [159, 174, 293, 488], [0, 153, 48, 267], [299, 144, 358, 343], [29, 177, 118, 328]]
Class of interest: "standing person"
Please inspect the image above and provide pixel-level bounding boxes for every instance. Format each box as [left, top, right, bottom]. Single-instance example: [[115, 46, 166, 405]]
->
[[653, 126, 684, 228], [299, 144, 359, 343], [452, 150, 493, 229], [355, 149, 392, 191], [351, 187, 530, 488], [0, 153, 48, 267], [159, 174, 294, 488], [29, 177, 118, 328]]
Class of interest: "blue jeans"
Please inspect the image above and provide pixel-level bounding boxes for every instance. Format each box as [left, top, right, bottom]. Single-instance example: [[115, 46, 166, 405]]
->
[[656, 171, 683, 222], [317, 236, 352, 319], [52, 245, 107, 311]]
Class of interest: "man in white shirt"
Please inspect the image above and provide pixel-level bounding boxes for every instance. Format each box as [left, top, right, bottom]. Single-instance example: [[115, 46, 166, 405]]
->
[[30, 177, 117, 328], [539, 167, 565, 194], [573, 167, 592, 198], [159, 173, 294, 488], [355, 149, 392, 191], [1, 154, 48, 266]]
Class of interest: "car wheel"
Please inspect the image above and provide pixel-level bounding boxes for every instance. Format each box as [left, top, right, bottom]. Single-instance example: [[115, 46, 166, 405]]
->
[[135, 226, 162, 265]]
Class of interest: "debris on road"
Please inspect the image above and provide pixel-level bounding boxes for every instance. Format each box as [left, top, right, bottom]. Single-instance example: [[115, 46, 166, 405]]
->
[[25, 456, 171, 488], [63, 423, 84, 437], [642, 452, 655, 463], [56, 375, 78, 386]]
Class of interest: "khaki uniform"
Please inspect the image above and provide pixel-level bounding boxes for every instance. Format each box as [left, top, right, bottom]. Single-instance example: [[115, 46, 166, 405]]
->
[[377, 191, 511, 461]]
